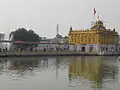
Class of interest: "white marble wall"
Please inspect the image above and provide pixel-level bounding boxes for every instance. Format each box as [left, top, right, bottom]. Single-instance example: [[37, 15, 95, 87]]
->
[[107, 44, 116, 52], [76, 44, 84, 51], [0, 33, 5, 51], [95, 44, 117, 52], [70, 44, 118, 52], [36, 44, 69, 51], [116, 44, 120, 52], [69, 45, 76, 51], [76, 44, 99, 52], [36, 43, 118, 52]]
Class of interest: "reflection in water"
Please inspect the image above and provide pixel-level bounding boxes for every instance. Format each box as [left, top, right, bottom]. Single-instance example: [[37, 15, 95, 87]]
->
[[0, 57, 70, 79], [0, 58, 49, 79], [68, 56, 118, 89], [0, 56, 119, 90]]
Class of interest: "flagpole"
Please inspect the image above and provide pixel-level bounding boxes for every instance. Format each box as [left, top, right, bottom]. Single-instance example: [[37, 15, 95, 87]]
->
[[97, 12, 100, 20], [92, 15, 95, 27], [93, 13, 95, 23]]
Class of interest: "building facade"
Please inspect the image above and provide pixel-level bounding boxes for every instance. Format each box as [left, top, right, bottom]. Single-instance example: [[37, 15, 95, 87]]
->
[[68, 19, 119, 52], [0, 33, 5, 51], [34, 38, 68, 51]]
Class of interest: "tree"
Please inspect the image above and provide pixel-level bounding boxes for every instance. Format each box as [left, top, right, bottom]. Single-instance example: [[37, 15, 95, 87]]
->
[[55, 34, 63, 38], [9, 28, 40, 50], [64, 36, 68, 39]]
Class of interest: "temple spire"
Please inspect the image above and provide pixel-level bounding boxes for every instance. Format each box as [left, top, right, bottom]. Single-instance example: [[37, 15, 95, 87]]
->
[[97, 12, 100, 20]]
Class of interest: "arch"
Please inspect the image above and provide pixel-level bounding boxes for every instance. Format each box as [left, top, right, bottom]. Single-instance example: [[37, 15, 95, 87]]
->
[[81, 47, 85, 52], [90, 47, 94, 52]]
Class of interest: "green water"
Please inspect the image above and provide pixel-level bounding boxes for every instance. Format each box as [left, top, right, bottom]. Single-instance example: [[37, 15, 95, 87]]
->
[[0, 56, 120, 90]]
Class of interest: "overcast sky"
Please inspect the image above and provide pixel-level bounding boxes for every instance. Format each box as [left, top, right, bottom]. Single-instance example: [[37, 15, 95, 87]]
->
[[0, 0, 120, 38]]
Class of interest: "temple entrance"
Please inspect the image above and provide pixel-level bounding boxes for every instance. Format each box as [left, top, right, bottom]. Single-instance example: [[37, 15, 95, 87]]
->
[[106, 48, 108, 52], [81, 47, 85, 52], [90, 47, 94, 52]]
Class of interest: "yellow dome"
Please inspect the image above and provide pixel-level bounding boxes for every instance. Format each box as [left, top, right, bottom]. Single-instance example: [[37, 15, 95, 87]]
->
[[91, 20, 106, 30], [95, 20, 103, 26]]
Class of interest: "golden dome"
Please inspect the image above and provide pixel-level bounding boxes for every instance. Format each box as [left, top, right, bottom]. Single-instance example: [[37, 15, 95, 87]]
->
[[95, 20, 103, 26], [91, 20, 106, 30]]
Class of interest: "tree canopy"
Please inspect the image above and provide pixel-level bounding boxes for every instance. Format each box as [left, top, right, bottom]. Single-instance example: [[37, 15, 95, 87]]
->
[[9, 28, 40, 50], [55, 34, 63, 38], [64, 36, 68, 39]]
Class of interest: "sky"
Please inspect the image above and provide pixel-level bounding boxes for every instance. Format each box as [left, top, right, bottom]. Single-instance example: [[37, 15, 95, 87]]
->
[[0, 0, 120, 39]]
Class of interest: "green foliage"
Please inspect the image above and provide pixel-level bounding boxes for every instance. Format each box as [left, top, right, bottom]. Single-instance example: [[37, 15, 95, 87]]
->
[[64, 36, 68, 39], [9, 28, 40, 49], [56, 34, 63, 38]]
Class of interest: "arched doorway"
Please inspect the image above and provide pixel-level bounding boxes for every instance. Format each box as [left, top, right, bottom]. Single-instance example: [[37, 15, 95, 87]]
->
[[90, 47, 93, 52], [106, 48, 108, 52], [81, 47, 85, 52]]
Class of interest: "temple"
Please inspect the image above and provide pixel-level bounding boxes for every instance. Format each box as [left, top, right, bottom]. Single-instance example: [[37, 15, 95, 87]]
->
[[68, 16, 119, 53]]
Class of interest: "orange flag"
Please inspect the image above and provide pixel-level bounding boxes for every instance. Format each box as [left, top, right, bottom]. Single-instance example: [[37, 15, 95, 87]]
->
[[94, 8, 96, 15]]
